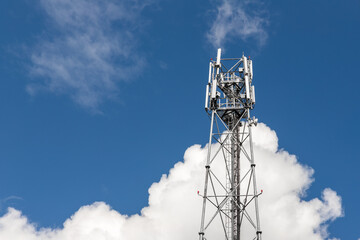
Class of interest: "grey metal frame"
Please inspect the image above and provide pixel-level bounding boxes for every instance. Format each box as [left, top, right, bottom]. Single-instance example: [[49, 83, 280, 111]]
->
[[199, 49, 262, 240]]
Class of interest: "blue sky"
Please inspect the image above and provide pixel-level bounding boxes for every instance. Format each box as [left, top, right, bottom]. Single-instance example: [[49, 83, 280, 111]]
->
[[0, 0, 359, 239]]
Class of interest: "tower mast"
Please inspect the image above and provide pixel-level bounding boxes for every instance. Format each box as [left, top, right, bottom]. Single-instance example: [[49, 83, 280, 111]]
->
[[198, 48, 262, 240]]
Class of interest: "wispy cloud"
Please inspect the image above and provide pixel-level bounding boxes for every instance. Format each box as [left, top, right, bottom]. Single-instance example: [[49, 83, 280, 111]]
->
[[207, 0, 268, 48], [0, 196, 23, 211], [28, 0, 153, 112]]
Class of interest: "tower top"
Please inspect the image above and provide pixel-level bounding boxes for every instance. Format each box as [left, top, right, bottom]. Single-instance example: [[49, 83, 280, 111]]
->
[[205, 48, 255, 125]]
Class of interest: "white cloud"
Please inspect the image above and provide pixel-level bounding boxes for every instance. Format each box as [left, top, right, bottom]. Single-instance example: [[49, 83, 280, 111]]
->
[[27, 0, 152, 112], [0, 123, 342, 239], [207, 0, 268, 48]]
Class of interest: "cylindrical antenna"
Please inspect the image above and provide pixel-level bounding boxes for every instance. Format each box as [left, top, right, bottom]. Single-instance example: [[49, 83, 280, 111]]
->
[[243, 56, 251, 100]]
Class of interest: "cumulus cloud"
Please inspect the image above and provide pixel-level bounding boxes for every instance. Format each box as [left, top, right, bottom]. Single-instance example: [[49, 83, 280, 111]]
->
[[207, 0, 268, 48], [0, 123, 342, 239], [27, 0, 153, 111]]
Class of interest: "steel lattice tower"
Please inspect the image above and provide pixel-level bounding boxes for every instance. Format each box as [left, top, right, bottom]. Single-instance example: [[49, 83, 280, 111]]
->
[[198, 49, 262, 240]]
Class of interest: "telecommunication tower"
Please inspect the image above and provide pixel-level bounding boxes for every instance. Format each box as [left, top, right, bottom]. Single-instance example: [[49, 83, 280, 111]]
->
[[198, 49, 262, 240]]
